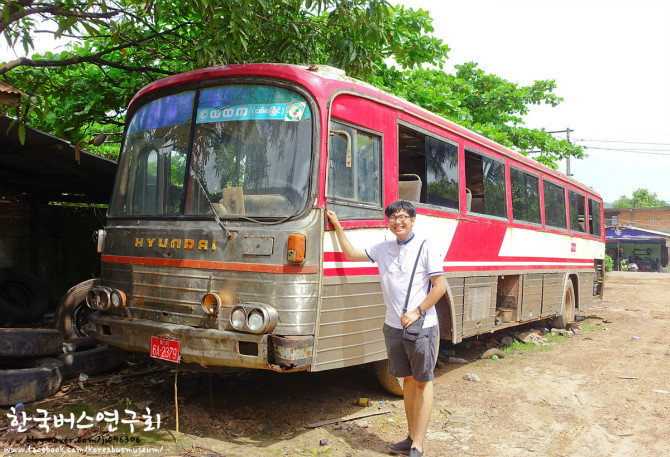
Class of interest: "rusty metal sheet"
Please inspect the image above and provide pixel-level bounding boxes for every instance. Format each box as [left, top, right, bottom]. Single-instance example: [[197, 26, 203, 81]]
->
[[243, 236, 274, 256]]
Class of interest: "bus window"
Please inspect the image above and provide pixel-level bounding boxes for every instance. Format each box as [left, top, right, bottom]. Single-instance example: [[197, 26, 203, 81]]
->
[[185, 85, 313, 218], [327, 120, 382, 219], [111, 92, 194, 216], [510, 167, 540, 225], [589, 198, 602, 237], [569, 190, 586, 233], [543, 180, 567, 229], [464, 149, 506, 218], [397, 124, 459, 210]]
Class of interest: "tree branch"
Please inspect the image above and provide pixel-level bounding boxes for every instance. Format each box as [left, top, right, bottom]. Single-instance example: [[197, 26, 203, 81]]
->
[[0, 22, 192, 76], [1, 4, 123, 36]]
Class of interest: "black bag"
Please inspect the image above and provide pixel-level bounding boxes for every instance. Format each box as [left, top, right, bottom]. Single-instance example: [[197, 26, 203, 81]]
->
[[402, 240, 426, 342], [403, 315, 425, 342]]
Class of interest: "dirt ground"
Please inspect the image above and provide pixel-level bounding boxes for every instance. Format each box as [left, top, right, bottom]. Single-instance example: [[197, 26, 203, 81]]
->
[[2, 271, 669, 457]]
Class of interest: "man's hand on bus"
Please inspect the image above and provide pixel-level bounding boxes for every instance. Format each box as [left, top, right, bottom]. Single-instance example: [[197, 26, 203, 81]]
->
[[326, 210, 341, 229], [326, 209, 368, 262]]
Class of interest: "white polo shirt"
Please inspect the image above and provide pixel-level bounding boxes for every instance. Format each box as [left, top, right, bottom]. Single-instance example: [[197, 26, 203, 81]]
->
[[365, 233, 444, 329]]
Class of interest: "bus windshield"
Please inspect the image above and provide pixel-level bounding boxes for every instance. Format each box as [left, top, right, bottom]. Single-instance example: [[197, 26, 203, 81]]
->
[[109, 85, 313, 219]]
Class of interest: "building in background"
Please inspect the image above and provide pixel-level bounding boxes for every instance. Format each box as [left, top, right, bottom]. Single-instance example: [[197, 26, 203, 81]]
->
[[604, 206, 670, 234], [605, 225, 670, 272]]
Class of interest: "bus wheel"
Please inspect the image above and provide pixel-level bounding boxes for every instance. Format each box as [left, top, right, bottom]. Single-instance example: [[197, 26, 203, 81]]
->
[[55, 279, 100, 339], [551, 280, 575, 329], [374, 360, 404, 396]]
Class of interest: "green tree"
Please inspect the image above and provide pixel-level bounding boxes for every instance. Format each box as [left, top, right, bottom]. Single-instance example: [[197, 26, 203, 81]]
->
[[371, 63, 582, 169], [611, 188, 667, 208], [1, 0, 579, 168], [1, 0, 447, 145]]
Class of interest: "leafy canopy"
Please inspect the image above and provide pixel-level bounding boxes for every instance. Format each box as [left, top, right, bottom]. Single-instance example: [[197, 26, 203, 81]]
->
[[611, 188, 667, 208], [1, 0, 580, 168]]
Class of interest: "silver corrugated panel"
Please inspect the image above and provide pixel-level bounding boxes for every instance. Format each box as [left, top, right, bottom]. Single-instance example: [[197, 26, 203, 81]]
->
[[314, 280, 387, 371], [101, 262, 320, 334], [462, 276, 496, 336], [521, 273, 543, 320], [541, 273, 564, 317]]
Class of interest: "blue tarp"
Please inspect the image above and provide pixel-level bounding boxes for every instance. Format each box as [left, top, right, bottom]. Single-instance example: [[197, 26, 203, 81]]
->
[[606, 227, 668, 243]]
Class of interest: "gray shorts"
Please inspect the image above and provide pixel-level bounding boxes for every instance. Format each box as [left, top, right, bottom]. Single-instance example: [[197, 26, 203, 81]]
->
[[382, 323, 438, 383]]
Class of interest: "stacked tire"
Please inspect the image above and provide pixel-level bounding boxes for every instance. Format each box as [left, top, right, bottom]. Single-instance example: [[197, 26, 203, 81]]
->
[[0, 268, 50, 325], [0, 329, 64, 405], [59, 337, 126, 379]]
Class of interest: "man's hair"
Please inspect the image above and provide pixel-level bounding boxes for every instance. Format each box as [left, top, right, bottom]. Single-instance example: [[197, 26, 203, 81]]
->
[[385, 200, 416, 218]]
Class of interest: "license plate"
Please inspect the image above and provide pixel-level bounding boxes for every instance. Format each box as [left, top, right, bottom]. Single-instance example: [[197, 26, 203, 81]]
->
[[150, 337, 180, 363]]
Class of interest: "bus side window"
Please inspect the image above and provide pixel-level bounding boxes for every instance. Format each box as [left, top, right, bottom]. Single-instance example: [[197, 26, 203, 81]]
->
[[543, 180, 567, 229], [588, 198, 602, 237], [569, 190, 587, 233], [510, 167, 541, 225], [398, 124, 458, 210], [327, 120, 382, 219], [464, 149, 506, 219]]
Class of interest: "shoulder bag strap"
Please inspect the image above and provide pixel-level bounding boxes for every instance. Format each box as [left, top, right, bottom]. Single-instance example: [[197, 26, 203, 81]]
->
[[402, 240, 427, 314]]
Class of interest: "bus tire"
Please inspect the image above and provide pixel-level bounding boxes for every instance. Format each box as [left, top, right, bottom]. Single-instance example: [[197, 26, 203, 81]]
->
[[59, 341, 126, 379], [0, 268, 50, 324], [551, 280, 575, 329], [0, 357, 63, 405], [374, 321, 441, 397], [0, 329, 63, 358], [374, 360, 404, 397], [55, 279, 100, 339]]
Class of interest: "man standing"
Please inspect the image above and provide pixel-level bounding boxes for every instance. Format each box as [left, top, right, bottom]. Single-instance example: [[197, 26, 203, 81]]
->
[[326, 200, 446, 457]]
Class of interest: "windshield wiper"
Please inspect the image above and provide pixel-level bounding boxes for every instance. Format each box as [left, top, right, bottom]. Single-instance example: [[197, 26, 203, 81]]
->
[[190, 171, 233, 240]]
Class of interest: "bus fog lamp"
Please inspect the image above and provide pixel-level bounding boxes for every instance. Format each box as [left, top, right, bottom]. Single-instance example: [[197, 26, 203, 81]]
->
[[201, 293, 222, 315], [111, 289, 126, 308]]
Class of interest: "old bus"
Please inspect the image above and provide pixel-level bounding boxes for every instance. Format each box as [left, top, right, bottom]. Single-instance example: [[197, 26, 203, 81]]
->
[[64, 63, 605, 393]]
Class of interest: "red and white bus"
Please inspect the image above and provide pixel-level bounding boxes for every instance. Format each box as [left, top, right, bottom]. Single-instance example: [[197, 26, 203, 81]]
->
[[71, 63, 604, 392]]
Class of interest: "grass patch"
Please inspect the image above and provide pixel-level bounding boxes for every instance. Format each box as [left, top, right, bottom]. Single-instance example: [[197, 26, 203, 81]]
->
[[501, 333, 569, 355], [581, 323, 607, 331]]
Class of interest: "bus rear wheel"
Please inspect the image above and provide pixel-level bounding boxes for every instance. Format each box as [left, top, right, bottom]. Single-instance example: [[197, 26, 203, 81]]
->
[[551, 280, 575, 329], [374, 360, 404, 396]]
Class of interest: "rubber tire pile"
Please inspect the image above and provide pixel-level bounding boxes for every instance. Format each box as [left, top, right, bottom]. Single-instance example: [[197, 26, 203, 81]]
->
[[0, 329, 126, 405]]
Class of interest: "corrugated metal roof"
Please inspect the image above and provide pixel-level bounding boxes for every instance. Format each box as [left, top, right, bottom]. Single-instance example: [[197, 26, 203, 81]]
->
[[0, 81, 23, 96], [0, 115, 117, 204]]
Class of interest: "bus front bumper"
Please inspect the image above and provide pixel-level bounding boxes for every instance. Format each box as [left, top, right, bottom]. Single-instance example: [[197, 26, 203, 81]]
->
[[88, 312, 313, 372]]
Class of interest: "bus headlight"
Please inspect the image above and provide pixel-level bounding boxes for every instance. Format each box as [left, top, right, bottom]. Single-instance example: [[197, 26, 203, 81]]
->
[[230, 307, 246, 330], [86, 287, 113, 311], [228, 303, 278, 334], [247, 310, 265, 332]]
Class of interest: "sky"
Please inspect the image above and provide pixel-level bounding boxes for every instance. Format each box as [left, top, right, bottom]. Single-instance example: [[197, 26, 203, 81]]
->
[[397, 0, 670, 204], [2, 1, 669, 204]]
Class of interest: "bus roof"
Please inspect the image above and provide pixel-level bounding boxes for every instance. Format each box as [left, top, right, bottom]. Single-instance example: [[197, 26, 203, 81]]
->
[[128, 63, 601, 199]]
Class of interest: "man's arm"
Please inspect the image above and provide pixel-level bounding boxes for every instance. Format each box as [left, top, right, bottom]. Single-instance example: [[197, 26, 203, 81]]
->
[[326, 210, 369, 262], [400, 274, 446, 328]]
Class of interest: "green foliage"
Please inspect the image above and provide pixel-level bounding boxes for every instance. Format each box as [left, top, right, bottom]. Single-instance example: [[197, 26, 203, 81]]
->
[[604, 254, 614, 272], [611, 188, 667, 208], [370, 63, 583, 170], [1, 0, 582, 168]]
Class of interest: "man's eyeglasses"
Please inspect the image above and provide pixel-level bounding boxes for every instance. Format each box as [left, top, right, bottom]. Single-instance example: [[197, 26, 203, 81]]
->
[[388, 215, 410, 222]]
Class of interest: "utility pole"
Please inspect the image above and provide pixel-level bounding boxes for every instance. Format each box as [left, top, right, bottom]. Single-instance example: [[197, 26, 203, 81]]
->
[[546, 128, 573, 177]]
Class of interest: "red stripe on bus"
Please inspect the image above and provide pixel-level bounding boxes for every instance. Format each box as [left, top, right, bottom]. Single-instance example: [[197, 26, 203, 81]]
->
[[101, 255, 318, 274], [324, 252, 592, 265], [324, 262, 592, 277]]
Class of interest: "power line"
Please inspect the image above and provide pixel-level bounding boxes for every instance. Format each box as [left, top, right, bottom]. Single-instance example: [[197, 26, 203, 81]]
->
[[581, 146, 670, 156], [575, 139, 670, 146]]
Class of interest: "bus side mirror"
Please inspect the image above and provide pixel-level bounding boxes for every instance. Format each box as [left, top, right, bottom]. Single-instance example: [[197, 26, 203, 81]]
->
[[329, 130, 352, 168]]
